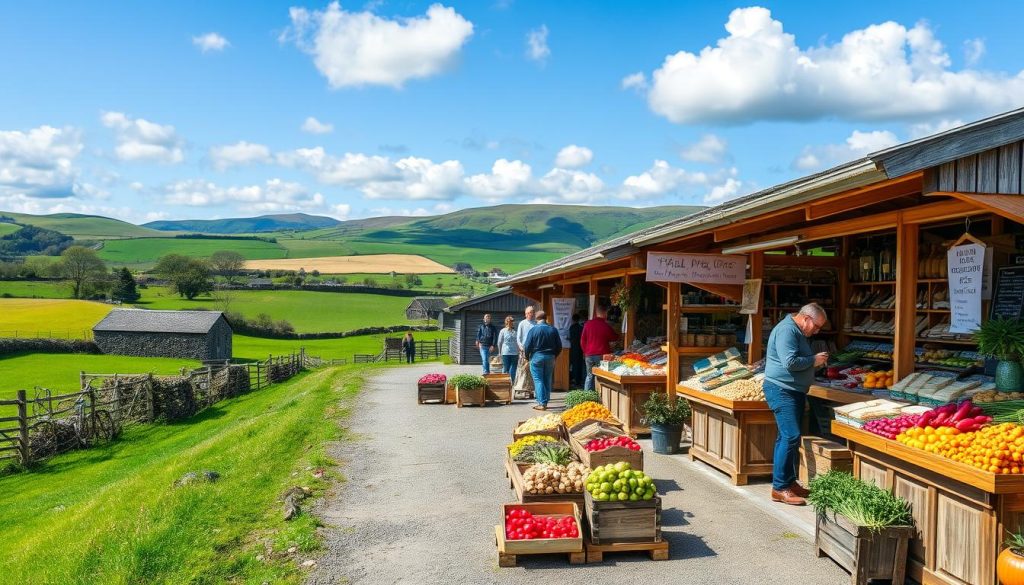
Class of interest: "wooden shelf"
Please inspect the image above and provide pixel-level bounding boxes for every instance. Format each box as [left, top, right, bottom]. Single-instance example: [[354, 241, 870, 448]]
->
[[592, 368, 666, 384], [661, 345, 731, 355], [850, 281, 896, 286], [677, 383, 769, 412], [916, 309, 950, 313], [844, 332, 894, 340], [679, 305, 740, 313], [808, 384, 876, 404], [917, 278, 949, 283], [915, 337, 977, 346], [850, 307, 895, 312]]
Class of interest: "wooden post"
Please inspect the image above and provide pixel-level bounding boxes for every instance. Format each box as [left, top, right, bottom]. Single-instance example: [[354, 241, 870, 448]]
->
[[16, 389, 29, 465], [588, 278, 598, 319], [747, 251, 764, 363], [894, 218, 919, 380], [555, 284, 572, 390], [666, 282, 681, 402], [112, 374, 121, 433], [624, 273, 636, 347], [146, 374, 155, 422]]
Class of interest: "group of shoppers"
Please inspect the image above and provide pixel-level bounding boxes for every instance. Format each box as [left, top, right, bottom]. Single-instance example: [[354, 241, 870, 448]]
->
[[475, 304, 620, 412]]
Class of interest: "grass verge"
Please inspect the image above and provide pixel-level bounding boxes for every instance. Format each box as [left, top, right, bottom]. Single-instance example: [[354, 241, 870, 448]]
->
[[0, 365, 367, 584]]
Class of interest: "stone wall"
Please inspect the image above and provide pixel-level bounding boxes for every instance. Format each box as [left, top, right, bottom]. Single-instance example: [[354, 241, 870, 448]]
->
[[95, 331, 215, 360]]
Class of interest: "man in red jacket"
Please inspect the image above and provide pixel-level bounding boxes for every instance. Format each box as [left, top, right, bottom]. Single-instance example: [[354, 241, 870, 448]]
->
[[581, 304, 619, 392]]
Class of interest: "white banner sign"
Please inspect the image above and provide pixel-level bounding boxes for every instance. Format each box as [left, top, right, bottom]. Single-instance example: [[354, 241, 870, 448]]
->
[[646, 252, 746, 285], [947, 243, 986, 333], [552, 297, 576, 348]]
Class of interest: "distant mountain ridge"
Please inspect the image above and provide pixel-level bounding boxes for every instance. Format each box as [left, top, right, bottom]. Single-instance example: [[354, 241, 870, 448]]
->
[[144, 213, 340, 234]]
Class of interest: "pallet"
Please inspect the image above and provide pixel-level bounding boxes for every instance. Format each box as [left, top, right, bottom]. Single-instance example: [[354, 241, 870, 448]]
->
[[583, 533, 669, 563], [496, 525, 586, 567]]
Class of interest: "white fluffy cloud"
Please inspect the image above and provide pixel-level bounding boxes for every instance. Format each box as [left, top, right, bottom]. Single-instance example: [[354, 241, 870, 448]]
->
[[209, 141, 272, 170], [621, 72, 647, 91], [281, 2, 474, 89], [192, 32, 229, 52], [362, 157, 465, 200], [909, 118, 964, 139], [793, 129, 900, 171], [301, 116, 334, 134], [633, 7, 1024, 124], [465, 159, 532, 199], [0, 125, 84, 198], [101, 112, 184, 163], [537, 169, 605, 203], [621, 160, 704, 200], [526, 25, 550, 63], [680, 134, 728, 164], [554, 145, 593, 169], [278, 147, 398, 184], [162, 178, 327, 213], [964, 38, 985, 66]]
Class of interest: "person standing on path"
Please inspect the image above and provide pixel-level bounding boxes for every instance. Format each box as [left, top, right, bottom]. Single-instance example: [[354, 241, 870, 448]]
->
[[764, 303, 829, 506], [513, 305, 537, 398], [568, 313, 585, 388], [476, 313, 499, 374], [523, 310, 562, 410], [580, 305, 620, 392], [401, 332, 415, 364], [497, 315, 519, 382]]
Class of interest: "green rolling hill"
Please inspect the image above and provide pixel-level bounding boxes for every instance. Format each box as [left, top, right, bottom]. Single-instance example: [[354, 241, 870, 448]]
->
[[144, 213, 340, 234], [0, 212, 165, 239]]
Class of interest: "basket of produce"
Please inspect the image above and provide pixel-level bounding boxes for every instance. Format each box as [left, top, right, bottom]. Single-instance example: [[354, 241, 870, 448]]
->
[[569, 420, 626, 442], [416, 373, 447, 404], [562, 402, 623, 435], [583, 462, 661, 544], [450, 374, 487, 407], [507, 435, 563, 462], [570, 432, 643, 471], [508, 443, 590, 504], [514, 414, 564, 441], [497, 503, 584, 566], [707, 376, 765, 402]]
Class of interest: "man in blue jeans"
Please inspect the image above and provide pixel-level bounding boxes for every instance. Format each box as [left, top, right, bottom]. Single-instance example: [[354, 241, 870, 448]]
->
[[523, 310, 562, 411], [764, 303, 829, 506], [476, 313, 499, 374]]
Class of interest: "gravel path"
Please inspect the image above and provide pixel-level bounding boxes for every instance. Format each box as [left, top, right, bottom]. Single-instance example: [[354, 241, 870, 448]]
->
[[308, 364, 848, 584]]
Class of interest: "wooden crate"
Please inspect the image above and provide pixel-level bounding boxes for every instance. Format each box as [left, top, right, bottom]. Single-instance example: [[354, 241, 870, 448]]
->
[[456, 386, 486, 407], [568, 434, 643, 471], [815, 511, 914, 585], [505, 458, 585, 506], [566, 417, 625, 437], [799, 436, 852, 485], [512, 420, 563, 442], [583, 533, 669, 563], [496, 502, 585, 567], [445, 382, 457, 404], [583, 490, 661, 545], [484, 373, 512, 405], [417, 382, 446, 404]]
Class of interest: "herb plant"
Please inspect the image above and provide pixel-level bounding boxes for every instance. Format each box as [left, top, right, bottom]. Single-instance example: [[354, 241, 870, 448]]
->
[[808, 471, 913, 531], [641, 392, 690, 426]]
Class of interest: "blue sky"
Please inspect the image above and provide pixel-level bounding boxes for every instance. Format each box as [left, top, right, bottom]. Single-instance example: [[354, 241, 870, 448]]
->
[[1, 1, 1022, 223]]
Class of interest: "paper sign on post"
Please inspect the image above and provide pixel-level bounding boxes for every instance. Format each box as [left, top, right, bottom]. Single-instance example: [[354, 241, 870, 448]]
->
[[552, 297, 576, 348], [645, 252, 746, 284], [947, 243, 986, 333]]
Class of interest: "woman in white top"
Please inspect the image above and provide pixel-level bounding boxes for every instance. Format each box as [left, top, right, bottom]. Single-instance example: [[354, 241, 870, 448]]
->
[[513, 305, 536, 396]]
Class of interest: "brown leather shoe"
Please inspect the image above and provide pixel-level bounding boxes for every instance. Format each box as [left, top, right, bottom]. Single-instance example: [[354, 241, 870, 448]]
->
[[771, 488, 807, 506], [788, 482, 810, 498]]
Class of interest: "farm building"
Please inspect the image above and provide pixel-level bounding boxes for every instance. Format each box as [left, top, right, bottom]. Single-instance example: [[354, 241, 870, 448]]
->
[[405, 297, 448, 321], [247, 277, 273, 289], [441, 289, 534, 365], [93, 309, 233, 361]]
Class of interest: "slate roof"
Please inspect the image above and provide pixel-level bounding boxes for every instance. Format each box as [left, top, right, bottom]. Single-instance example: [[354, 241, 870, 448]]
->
[[93, 309, 227, 334], [408, 297, 448, 311]]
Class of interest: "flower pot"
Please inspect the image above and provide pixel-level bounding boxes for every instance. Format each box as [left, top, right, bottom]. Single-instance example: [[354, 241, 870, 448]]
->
[[996, 360, 1024, 392], [998, 547, 1024, 585], [650, 422, 683, 454]]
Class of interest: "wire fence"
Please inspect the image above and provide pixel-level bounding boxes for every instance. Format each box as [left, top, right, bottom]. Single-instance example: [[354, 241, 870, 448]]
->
[[0, 329, 93, 340]]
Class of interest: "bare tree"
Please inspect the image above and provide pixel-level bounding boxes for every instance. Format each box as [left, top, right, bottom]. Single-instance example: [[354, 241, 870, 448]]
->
[[210, 250, 246, 283]]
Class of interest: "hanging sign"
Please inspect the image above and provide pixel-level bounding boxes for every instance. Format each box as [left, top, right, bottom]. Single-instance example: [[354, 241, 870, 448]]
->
[[947, 243, 986, 333], [551, 297, 576, 348], [990, 266, 1024, 320], [739, 279, 762, 315], [646, 252, 746, 284]]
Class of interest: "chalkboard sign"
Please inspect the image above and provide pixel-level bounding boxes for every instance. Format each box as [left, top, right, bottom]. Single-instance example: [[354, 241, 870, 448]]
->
[[990, 265, 1024, 320]]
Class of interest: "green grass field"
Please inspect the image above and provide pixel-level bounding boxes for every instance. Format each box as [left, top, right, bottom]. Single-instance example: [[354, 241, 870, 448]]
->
[[0, 222, 20, 237], [1, 352, 198, 398], [231, 331, 451, 361], [0, 280, 68, 298], [98, 238, 286, 268], [0, 366, 363, 584], [0, 211, 166, 239], [0, 299, 112, 338]]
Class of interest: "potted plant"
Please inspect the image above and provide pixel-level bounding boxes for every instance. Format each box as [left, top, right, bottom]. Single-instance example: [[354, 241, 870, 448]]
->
[[976, 317, 1024, 392], [808, 471, 915, 584], [449, 374, 487, 407], [999, 529, 1024, 585], [641, 393, 690, 454]]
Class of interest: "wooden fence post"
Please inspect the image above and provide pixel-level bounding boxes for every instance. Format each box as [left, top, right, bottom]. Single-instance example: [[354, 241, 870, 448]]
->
[[146, 373, 155, 422], [16, 389, 29, 465], [112, 374, 121, 433]]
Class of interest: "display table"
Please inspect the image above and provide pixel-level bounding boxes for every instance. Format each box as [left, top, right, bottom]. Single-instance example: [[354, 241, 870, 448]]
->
[[808, 384, 878, 405], [676, 383, 776, 486], [833, 421, 1024, 585], [592, 369, 666, 436]]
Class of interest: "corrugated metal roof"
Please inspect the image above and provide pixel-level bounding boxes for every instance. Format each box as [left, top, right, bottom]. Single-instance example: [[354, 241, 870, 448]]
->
[[93, 309, 226, 334]]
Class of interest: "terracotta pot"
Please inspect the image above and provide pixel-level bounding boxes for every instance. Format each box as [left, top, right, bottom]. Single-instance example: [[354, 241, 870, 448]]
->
[[998, 548, 1024, 585]]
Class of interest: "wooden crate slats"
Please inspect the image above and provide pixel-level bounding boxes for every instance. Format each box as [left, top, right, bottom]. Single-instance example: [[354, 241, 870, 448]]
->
[[416, 383, 446, 404], [815, 513, 913, 585], [584, 491, 662, 545]]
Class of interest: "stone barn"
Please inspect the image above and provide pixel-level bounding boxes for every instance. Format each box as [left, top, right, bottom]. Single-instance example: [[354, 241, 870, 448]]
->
[[441, 289, 533, 365], [405, 297, 448, 321], [93, 309, 233, 361]]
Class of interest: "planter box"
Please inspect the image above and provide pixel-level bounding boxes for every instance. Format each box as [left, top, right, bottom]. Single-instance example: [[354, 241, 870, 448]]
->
[[583, 490, 662, 545], [568, 434, 643, 471], [799, 436, 852, 485], [445, 382, 457, 404], [496, 502, 585, 566], [417, 382, 446, 404], [814, 511, 914, 585], [484, 373, 512, 405], [456, 386, 486, 407], [513, 420, 563, 442]]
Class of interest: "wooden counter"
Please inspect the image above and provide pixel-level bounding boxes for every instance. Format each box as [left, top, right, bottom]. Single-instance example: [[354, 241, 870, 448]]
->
[[834, 421, 1024, 585], [808, 384, 877, 405], [592, 368, 666, 436], [677, 383, 776, 486]]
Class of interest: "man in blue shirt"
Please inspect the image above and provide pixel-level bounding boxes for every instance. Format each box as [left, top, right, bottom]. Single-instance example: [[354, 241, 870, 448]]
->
[[523, 310, 562, 411], [764, 303, 829, 506], [476, 313, 499, 374]]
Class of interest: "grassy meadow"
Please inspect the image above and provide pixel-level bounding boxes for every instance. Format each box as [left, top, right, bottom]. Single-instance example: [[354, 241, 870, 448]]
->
[[0, 299, 112, 338], [98, 237, 286, 268], [0, 366, 364, 584], [0, 280, 68, 298]]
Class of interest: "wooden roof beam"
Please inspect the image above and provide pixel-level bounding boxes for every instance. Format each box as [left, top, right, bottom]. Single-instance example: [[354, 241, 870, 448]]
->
[[712, 208, 807, 243], [804, 173, 922, 221]]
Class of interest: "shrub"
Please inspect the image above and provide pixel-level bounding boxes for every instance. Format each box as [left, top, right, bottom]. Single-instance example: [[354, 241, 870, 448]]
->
[[564, 389, 600, 409]]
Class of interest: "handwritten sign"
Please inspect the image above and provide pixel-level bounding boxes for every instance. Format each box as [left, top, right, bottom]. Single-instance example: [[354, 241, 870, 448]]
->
[[551, 297, 576, 348], [646, 252, 746, 285], [991, 266, 1024, 320], [947, 243, 985, 334], [740, 279, 762, 315]]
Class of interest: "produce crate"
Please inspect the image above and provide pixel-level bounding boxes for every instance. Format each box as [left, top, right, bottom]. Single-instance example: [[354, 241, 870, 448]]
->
[[566, 417, 625, 437], [484, 373, 513, 405], [583, 490, 662, 545], [798, 436, 852, 485], [569, 420, 628, 442], [496, 502, 585, 567], [568, 434, 643, 471], [583, 533, 669, 563], [417, 382, 446, 404], [815, 511, 914, 585], [505, 458, 585, 506], [512, 420, 563, 442], [456, 386, 486, 407]]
